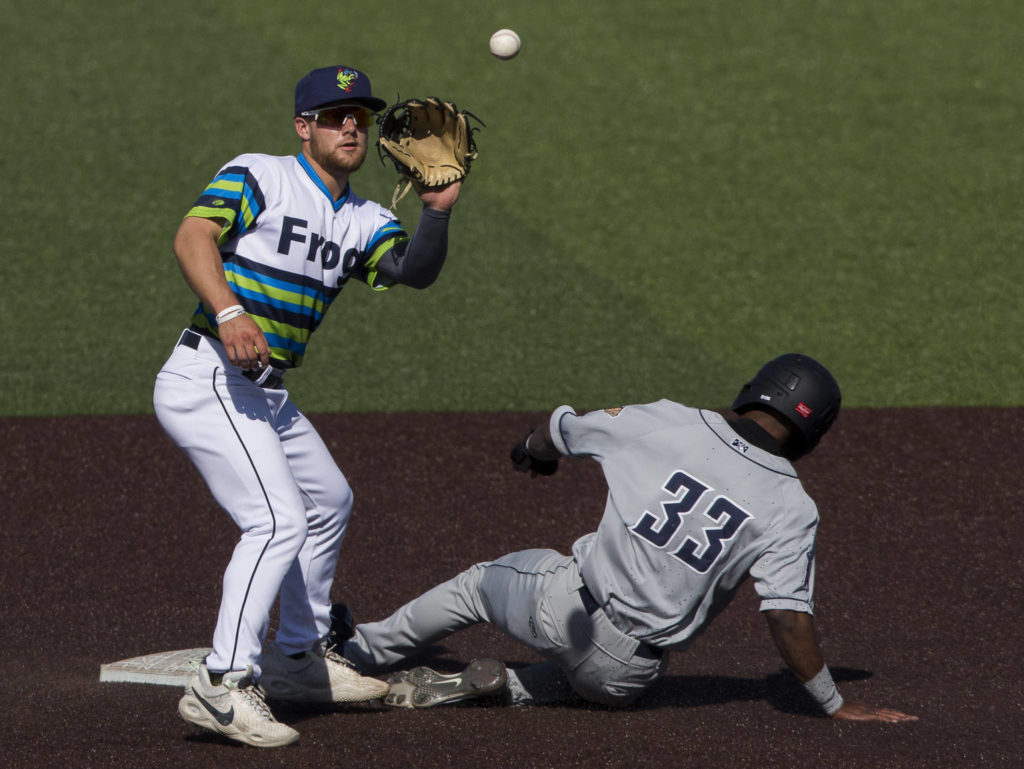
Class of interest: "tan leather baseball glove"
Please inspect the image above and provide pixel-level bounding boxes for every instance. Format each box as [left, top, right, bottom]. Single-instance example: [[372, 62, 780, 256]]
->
[[377, 97, 483, 207]]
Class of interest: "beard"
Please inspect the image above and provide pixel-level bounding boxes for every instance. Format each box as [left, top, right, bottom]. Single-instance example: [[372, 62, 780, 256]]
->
[[308, 130, 368, 176]]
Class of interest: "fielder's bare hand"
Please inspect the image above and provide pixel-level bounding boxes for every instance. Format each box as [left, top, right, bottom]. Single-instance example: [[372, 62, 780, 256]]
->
[[830, 700, 918, 723], [218, 314, 270, 371]]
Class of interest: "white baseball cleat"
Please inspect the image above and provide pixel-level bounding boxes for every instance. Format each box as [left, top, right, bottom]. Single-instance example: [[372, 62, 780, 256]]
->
[[178, 662, 299, 748], [260, 639, 390, 704], [384, 658, 508, 708]]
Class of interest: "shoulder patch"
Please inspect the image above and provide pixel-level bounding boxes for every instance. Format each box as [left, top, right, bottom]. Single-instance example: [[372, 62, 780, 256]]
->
[[604, 407, 623, 417]]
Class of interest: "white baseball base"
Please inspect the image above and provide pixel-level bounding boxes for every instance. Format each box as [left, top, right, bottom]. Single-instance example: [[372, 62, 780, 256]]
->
[[99, 648, 212, 686]]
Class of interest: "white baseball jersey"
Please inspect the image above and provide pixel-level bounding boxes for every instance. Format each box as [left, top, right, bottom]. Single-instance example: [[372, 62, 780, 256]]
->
[[185, 152, 408, 367], [553, 400, 819, 651]]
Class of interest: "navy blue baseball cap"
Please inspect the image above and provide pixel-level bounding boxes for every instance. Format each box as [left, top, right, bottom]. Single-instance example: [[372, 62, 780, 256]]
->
[[294, 65, 388, 115]]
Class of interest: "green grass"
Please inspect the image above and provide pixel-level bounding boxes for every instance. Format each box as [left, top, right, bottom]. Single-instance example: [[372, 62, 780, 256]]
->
[[2, 0, 1022, 414]]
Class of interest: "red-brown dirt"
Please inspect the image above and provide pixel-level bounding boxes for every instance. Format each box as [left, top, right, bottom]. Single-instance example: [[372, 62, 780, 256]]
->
[[2, 408, 1020, 768]]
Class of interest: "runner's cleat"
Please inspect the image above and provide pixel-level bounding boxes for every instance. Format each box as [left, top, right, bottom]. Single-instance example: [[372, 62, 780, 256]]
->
[[384, 658, 507, 708]]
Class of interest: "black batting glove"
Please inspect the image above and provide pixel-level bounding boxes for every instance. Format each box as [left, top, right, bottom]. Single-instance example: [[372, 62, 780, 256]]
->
[[510, 430, 559, 476]]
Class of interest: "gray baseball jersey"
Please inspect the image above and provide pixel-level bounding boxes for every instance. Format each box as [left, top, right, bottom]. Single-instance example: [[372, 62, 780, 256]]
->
[[345, 398, 821, 707], [553, 400, 819, 651]]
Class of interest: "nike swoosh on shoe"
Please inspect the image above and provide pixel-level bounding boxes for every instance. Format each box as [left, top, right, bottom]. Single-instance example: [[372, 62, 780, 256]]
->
[[193, 689, 234, 726]]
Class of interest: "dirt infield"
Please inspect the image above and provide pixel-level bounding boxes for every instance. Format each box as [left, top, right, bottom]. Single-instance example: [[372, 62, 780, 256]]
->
[[2, 408, 1020, 768]]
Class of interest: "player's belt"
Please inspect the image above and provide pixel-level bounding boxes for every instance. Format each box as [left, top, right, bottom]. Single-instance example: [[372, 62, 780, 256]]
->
[[577, 584, 662, 661], [578, 584, 602, 616], [178, 328, 203, 350], [177, 328, 286, 390], [241, 366, 286, 390]]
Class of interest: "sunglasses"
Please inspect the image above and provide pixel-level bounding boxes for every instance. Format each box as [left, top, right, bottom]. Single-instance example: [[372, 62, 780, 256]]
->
[[301, 104, 374, 129]]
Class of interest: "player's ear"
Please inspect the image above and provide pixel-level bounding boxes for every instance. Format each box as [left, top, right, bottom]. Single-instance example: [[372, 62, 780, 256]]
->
[[295, 116, 312, 140]]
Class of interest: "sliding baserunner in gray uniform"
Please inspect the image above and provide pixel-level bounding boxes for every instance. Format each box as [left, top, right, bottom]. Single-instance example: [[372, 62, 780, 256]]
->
[[340, 354, 916, 723]]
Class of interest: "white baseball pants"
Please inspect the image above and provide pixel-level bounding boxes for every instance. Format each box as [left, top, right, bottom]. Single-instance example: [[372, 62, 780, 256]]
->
[[154, 329, 352, 676]]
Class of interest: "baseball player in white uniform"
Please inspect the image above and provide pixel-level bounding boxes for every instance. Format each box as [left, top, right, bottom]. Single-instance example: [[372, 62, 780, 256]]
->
[[153, 65, 464, 748], [339, 354, 917, 723]]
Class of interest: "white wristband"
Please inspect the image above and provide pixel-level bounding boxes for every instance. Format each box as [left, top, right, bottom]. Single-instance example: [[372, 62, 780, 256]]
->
[[215, 304, 246, 325], [803, 666, 844, 715]]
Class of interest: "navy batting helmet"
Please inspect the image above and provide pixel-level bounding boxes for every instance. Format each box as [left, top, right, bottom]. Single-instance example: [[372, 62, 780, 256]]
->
[[731, 353, 841, 457]]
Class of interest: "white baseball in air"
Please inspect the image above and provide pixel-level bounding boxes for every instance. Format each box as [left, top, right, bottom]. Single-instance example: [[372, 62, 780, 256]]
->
[[489, 29, 521, 60]]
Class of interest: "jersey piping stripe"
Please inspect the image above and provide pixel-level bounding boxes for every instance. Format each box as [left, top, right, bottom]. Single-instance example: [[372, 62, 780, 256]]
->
[[698, 410, 797, 477], [297, 153, 351, 210], [210, 366, 278, 672]]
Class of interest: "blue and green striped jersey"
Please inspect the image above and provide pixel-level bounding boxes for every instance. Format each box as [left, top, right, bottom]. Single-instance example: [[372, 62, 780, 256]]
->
[[184, 152, 409, 368]]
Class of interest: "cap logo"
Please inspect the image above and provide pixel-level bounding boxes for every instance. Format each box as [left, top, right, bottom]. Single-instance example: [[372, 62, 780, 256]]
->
[[336, 69, 358, 93], [795, 402, 813, 418]]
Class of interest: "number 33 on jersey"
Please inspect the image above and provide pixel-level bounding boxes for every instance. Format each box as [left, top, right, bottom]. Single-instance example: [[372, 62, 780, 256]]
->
[[631, 470, 753, 574]]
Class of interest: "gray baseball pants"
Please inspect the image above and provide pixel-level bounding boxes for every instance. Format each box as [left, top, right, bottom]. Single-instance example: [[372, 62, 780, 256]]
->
[[342, 548, 667, 706]]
